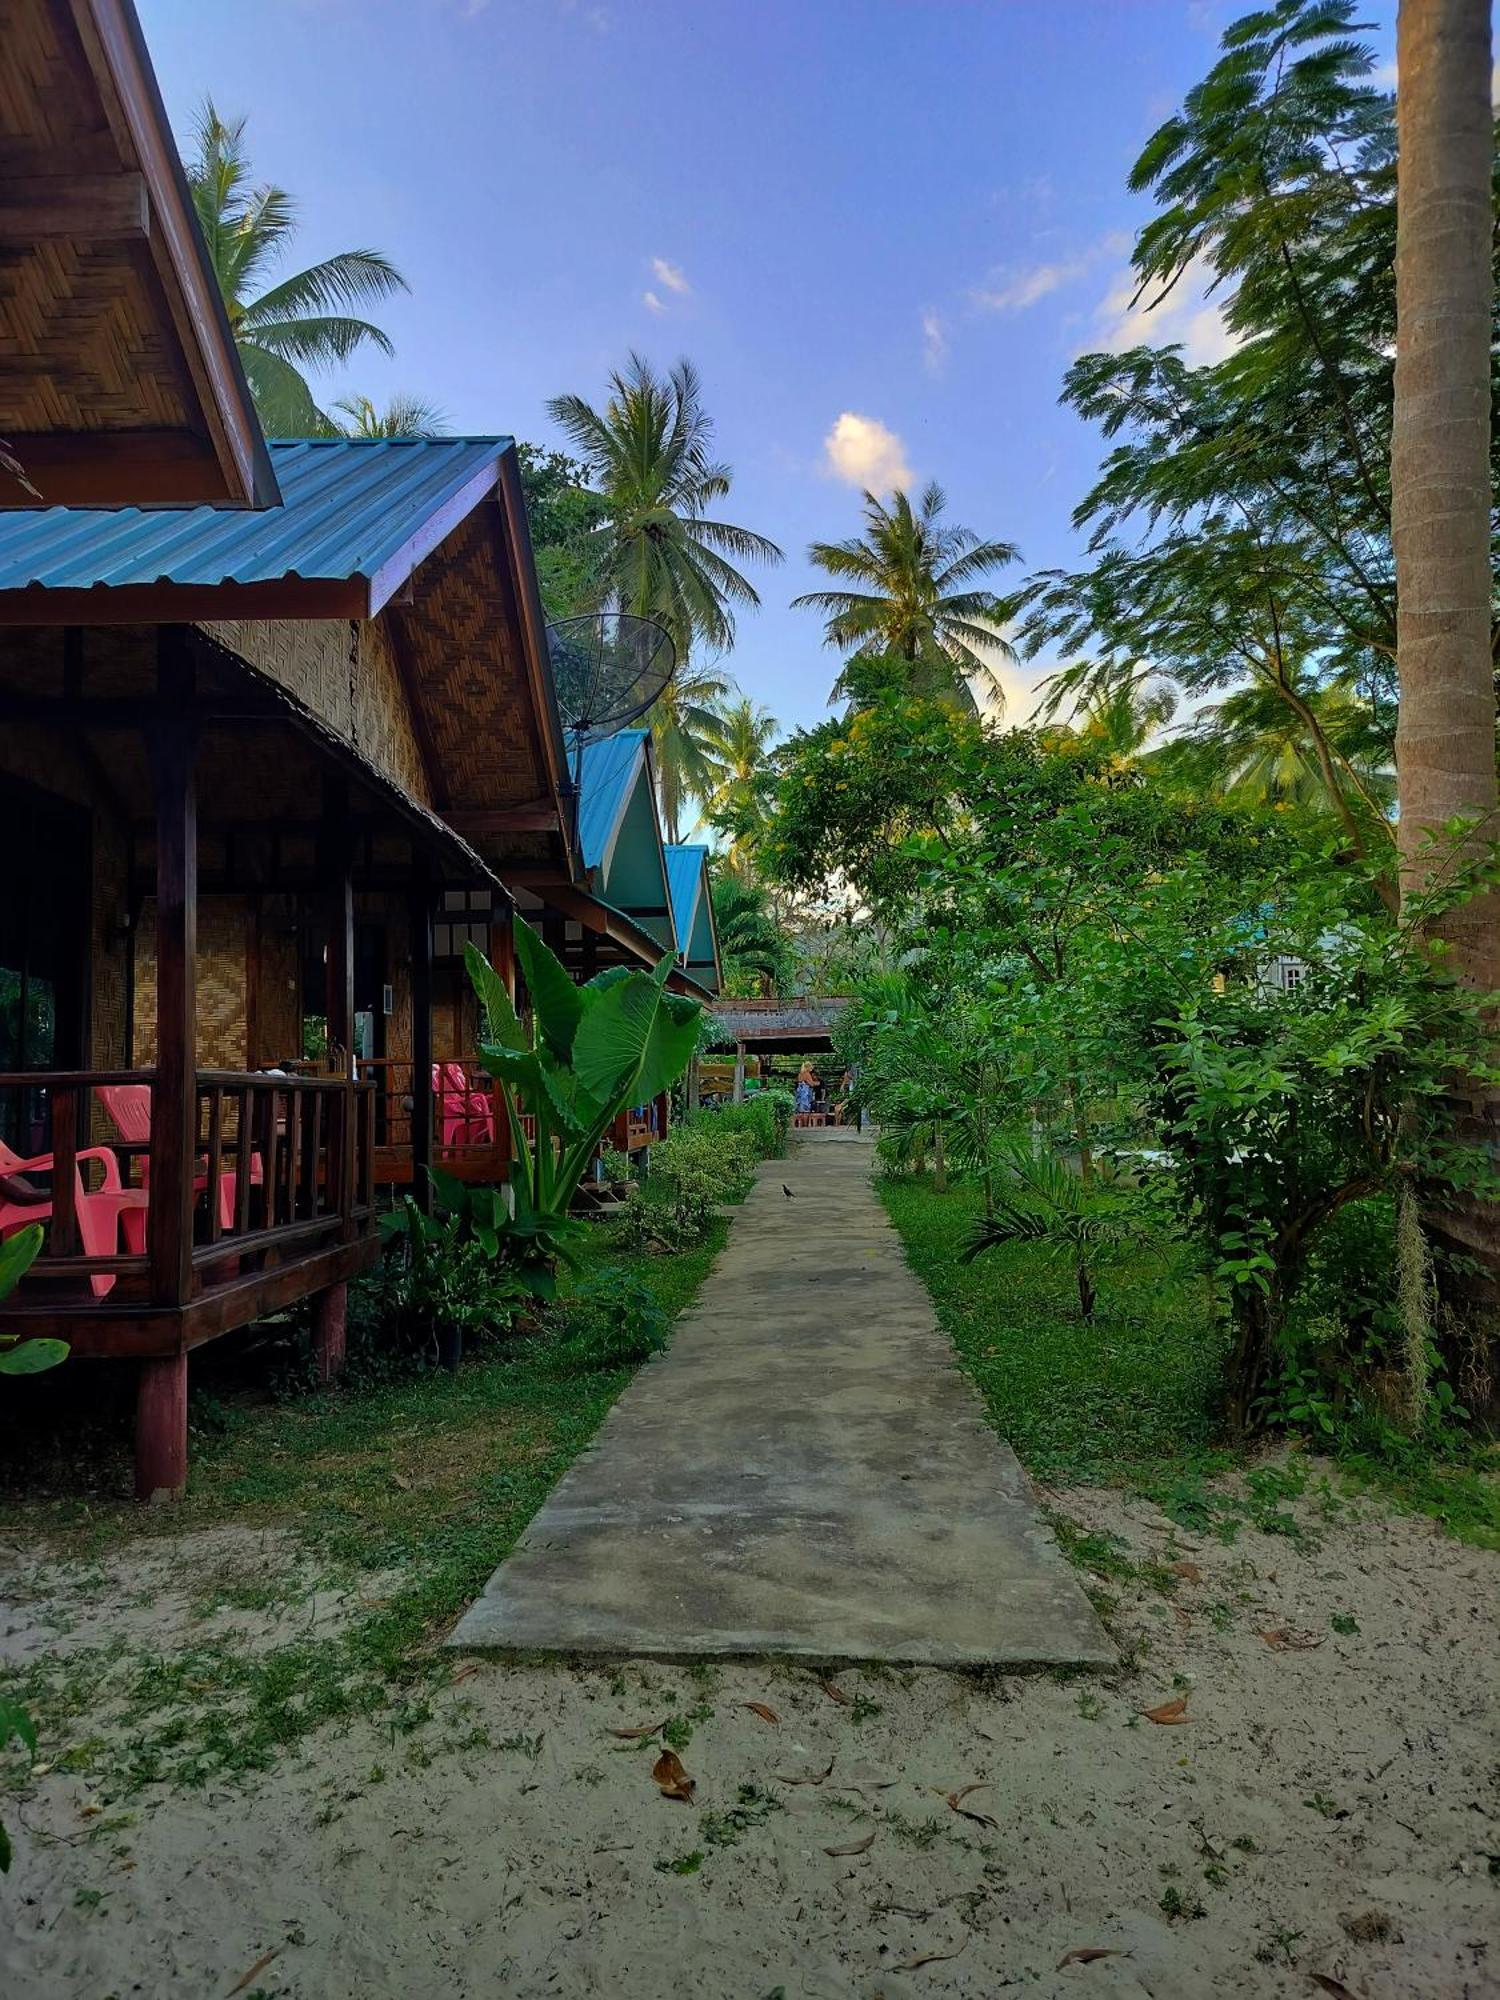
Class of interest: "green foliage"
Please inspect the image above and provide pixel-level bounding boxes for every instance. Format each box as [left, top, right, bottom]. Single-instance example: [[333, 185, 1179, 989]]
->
[[964, 1151, 1159, 1321], [696, 1091, 793, 1159], [466, 918, 701, 1274], [617, 1121, 759, 1250], [185, 101, 407, 434], [791, 482, 1019, 708], [372, 1193, 531, 1360], [546, 353, 782, 660], [541, 1266, 668, 1372], [515, 441, 609, 621], [0, 1224, 63, 1378], [710, 873, 796, 997]]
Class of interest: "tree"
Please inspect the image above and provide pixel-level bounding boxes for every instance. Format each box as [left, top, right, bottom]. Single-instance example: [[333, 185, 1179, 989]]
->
[[649, 658, 735, 844], [515, 443, 610, 623], [710, 873, 795, 996], [703, 697, 780, 872], [186, 103, 408, 435], [546, 354, 782, 656], [793, 483, 1018, 709], [1392, 0, 1500, 1353], [332, 394, 447, 439]]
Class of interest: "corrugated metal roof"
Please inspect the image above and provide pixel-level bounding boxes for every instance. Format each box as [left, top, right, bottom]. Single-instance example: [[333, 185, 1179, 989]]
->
[[664, 843, 707, 951], [577, 729, 648, 871], [0, 436, 511, 596]]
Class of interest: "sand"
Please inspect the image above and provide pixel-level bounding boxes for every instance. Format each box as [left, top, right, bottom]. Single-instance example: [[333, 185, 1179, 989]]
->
[[2, 1466, 1496, 1999]]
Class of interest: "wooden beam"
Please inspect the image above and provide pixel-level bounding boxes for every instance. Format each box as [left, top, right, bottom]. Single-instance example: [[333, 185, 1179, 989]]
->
[[366, 460, 506, 615], [445, 800, 561, 836], [146, 626, 197, 1308], [0, 172, 148, 240], [410, 861, 434, 1215]]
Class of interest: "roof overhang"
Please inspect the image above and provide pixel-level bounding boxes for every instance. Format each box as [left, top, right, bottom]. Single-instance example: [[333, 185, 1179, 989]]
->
[[1, 0, 277, 509]]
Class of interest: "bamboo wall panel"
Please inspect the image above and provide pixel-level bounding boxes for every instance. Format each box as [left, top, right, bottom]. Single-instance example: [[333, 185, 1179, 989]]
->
[[134, 895, 250, 1069]]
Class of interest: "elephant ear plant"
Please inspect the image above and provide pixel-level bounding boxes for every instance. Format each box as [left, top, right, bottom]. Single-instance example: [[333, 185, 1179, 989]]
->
[[464, 918, 702, 1279]]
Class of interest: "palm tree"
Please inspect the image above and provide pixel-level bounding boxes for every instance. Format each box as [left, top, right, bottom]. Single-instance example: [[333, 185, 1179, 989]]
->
[[793, 483, 1019, 708], [649, 658, 734, 844], [1391, 0, 1499, 1345], [186, 103, 408, 435], [546, 354, 783, 657], [703, 697, 780, 871], [332, 394, 447, 440], [1079, 679, 1176, 762], [711, 873, 793, 997]]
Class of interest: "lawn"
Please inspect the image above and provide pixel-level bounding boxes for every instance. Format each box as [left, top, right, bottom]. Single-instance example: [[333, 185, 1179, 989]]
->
[[880, 1174, 1224, 1483], [881, 1171, 1500, 1548], [1, 1218, 728, 1792]]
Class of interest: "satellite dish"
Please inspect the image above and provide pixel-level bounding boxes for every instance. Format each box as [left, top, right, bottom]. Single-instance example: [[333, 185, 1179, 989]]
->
[[546, 613, 677, 857], [547, 612, 676, 743]]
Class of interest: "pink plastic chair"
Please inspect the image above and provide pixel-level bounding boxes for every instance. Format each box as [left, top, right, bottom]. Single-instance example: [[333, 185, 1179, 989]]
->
[[445, 1062, 494, 1145], [0, 1137, 147, 1298], [94, 1083, 261, 1233], [431, 1063, 492, 1147]]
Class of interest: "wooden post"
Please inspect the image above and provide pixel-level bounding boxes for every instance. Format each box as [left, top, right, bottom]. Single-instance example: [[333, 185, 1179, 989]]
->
[[654, 1089, 670, 1143], [136, 1352, 189, 1502], [733, 1046, 746, 1104], [322, 776, 355, 1239], [313, 1281, 347, 1383], [146, 628, 197, 1310], [410, 863, 434, 1212]]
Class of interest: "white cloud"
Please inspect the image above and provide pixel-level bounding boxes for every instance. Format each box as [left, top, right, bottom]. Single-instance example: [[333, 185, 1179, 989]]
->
[[921, 308, 947, 373], [822, 412, 913, 494], [650, 256, 690, 296], [972, 234, 1127, 316], [1089, 252, 1238, 366], [642, 290, 667, 315]]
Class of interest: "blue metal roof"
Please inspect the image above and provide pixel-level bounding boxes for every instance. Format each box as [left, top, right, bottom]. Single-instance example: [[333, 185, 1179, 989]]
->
[[577, 730, 649, 872], [665, 843, 707, 948], [0, 437, 511, 603]]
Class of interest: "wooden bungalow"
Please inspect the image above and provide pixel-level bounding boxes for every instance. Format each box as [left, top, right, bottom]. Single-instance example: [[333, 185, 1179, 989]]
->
[[665, 843, 722, 999], [0, 435, 571, 1496], [1, 0, 278, 508]]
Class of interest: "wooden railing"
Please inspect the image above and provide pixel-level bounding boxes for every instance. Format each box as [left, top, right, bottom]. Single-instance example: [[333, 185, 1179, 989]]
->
[[0, 1069, 376, 1305], [359, 1058, 522, 1185]]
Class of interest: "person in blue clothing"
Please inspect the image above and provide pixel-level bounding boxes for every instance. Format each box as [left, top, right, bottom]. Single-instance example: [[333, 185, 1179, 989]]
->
[[794, 1062, 818, 1116]]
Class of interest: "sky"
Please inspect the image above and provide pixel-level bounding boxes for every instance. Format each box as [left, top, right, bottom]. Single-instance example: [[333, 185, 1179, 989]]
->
[[140, 0, 1398, 738]]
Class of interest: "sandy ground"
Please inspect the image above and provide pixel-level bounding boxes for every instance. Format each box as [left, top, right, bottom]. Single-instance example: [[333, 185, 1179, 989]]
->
[[2, 1469, 1496, 2000]]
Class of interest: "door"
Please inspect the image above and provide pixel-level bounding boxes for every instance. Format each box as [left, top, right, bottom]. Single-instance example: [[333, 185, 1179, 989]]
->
[[0, 783, 90, 1151]]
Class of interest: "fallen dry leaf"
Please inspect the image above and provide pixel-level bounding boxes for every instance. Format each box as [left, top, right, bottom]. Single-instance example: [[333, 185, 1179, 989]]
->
[[226, 1949, 281, 1997], [391, 1472, 412, 1492], [610, 1718, 669, 1740], [1057, 1946, 1125, 1969], [1258, 1626, 1325, 1651], [1141, 1696, 1190, 1725], [1169, 1560, 1203, 1582], [820, 1680, 852, 1705], [449, 1661, 482, 1685], [1309, 1978, 1363, 2000], [945, 1783, 999, 1830], [823, 1830, 876, 1857], [897, 1937, 970, 1972], [651, 1747, 696, 1803], [773, 1757, 835, 1786], [742, 1701, 780, 1726]]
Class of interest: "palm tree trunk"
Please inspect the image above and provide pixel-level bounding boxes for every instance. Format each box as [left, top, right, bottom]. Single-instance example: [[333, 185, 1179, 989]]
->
[[1393, 0, 1500, 1379]]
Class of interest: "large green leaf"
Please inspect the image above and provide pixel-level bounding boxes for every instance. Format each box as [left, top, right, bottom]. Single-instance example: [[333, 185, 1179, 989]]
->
[[573, 968, 701, 1108], [464, 941, 526, 1052], [0, 1223, 43, 1302], [514, 918, 583, 1060], [0, 1337, 69, 1377]]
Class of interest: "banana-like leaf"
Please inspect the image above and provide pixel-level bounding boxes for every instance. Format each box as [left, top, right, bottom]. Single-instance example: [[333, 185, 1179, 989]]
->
[[573, 965, 701, 1108], [514, 917, 583, 1060], [0, 1336, 69, 1376], [0, 1223, 44, 1301], [463, 941, 527, 1052]]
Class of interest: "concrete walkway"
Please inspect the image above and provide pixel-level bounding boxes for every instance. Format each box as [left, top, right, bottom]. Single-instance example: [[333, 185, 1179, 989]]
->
[[450, 1130, 1112, 1667]]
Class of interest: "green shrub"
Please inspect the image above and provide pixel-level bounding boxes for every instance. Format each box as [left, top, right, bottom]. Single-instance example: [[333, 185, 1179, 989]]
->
[[617, 1122, 759, 1249], [543, 1267, 668, 1371], [692, 1089, 793, 1159]]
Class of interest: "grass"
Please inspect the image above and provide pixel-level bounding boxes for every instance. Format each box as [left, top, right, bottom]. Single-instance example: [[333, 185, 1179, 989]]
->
[[880, 1175, 1224, 1483], [1, 1218, 728, 1793], [880, 1172, 1500, 1546]]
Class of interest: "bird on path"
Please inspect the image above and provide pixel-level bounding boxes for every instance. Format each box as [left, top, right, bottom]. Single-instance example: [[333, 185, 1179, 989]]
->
[[782, 1185, 795, 1199]]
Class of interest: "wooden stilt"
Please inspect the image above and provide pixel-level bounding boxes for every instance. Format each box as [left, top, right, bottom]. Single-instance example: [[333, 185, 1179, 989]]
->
[[313, 1282, 347, 1384], [135, 1353, 188, 1502]]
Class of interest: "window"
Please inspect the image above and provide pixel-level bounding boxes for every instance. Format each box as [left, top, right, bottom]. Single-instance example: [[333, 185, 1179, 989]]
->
[[434, 889, 493, 963]]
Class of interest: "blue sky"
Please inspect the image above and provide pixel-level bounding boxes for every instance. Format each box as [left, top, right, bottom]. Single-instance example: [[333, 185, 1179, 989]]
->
[[141, 0, 1397, 736]]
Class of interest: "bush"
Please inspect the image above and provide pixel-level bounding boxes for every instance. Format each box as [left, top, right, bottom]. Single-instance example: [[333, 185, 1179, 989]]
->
[[542, 1266, 668, 1372], [693, 1089, 793, 1159], [617, 1122, 759, 1249]]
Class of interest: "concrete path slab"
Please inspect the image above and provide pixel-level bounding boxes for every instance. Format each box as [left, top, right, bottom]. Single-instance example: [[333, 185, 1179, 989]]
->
[[450, 1130, 1113, 1667]]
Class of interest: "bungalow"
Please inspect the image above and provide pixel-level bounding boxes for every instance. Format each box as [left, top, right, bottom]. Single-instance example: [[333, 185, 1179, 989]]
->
[[0, 435, 570, 1496]]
